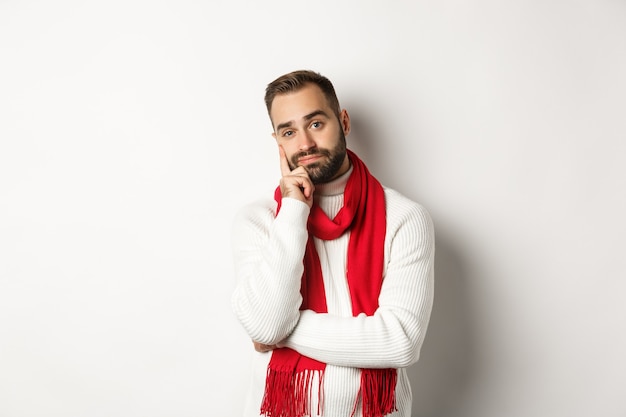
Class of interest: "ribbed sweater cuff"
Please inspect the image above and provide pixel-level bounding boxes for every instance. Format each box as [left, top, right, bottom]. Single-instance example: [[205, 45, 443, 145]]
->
[[275, 197, 311, 225]]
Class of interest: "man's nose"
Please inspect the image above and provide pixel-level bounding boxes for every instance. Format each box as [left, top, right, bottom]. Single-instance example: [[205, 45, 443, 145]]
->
[[297, 131, 316, 151]]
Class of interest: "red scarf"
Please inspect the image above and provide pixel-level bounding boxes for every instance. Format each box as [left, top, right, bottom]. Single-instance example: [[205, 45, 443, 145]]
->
[[261, 150, 397, 417]]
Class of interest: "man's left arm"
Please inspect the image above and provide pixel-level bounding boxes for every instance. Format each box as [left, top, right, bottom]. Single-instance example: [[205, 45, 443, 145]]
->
[[280, 200, 435, 369]]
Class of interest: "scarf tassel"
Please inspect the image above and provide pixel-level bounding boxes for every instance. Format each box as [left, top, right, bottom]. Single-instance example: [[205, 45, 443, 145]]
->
[[261, 367, 324, 417], [355, 369, 398, 417]]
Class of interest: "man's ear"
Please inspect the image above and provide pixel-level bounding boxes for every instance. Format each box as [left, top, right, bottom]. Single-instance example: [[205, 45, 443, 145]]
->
[[340, 109, 351, 136]]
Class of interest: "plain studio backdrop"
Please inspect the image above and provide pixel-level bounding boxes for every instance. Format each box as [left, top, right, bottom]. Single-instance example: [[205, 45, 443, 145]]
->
[[1, 1, 624, 416]]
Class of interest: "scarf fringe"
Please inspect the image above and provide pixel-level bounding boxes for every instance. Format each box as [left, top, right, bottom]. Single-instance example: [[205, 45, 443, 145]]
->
[[261, 367, 324, 417], [354, 369, 398, 417]]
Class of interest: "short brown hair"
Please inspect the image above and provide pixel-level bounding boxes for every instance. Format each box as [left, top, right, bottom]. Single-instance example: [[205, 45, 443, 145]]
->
[[264, 70, 341, 117]]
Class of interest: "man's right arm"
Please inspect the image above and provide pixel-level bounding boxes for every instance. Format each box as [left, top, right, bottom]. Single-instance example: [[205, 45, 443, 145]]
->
[[230, 197, 309, 345]]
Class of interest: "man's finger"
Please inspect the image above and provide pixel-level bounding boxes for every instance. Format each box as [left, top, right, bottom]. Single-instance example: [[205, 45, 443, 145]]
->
[[253, 341, 277, 352], [278, 146, 292, 177], [301, 176, 314, 199]]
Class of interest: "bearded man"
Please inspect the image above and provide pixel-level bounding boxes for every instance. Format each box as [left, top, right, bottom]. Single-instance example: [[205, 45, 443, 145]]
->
[[231, 70, 435, 417]]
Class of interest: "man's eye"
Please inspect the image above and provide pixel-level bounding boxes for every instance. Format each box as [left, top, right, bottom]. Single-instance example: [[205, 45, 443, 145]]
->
[[311, 121, 322, 129], [283, 130, 294, 137]]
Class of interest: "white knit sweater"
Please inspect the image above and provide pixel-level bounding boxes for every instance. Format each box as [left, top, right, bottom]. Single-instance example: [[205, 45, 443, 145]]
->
[[231, 167, 435, 417]]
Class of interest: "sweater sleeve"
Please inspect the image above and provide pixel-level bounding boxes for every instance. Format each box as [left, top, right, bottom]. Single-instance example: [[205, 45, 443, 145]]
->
[[281, 198, 435, 369], [230, 197, 310, 345]]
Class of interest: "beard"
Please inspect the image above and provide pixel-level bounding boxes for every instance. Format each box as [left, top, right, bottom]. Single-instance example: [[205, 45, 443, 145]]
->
[[290, 130, 347, 184]]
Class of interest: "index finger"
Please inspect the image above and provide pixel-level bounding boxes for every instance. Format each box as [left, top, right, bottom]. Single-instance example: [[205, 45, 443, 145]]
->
[[278, 146, 292, 177]]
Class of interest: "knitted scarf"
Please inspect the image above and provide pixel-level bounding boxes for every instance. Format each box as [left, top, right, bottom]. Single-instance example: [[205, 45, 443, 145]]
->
[[261, 150, 397, 417]]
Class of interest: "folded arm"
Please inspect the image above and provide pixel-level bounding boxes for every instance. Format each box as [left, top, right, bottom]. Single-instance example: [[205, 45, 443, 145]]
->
[[231, 198, 310, 345], [281, 202, 435, 369]]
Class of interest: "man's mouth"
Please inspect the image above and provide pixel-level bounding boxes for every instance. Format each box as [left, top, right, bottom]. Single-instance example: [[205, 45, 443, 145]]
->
[[298, 154, 323, 165]]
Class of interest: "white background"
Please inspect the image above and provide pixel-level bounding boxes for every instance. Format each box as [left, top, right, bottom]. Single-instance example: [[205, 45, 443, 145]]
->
[[1, 1, 624, 416]]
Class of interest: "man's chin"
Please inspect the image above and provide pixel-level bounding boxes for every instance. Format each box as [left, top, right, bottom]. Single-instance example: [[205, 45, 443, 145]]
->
[[300, 162, 323, 176], [308, 168, 336, 184]]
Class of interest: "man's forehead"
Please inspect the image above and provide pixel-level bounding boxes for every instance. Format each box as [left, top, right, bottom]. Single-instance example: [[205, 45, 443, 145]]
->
[[270, 85, 330, 125]]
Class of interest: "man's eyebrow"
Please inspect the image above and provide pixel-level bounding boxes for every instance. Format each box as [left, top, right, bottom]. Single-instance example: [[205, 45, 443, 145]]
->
[[303, 109, 330, 121], [275, 110, 331, 132], [275, 120, 293, 132]]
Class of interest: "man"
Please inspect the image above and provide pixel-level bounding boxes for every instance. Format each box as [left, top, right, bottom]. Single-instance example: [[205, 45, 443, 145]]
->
[[231, 70, 434, 417]]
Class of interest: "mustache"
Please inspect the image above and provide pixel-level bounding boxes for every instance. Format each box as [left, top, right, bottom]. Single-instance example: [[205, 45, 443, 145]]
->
[[291, 149, 330, 165]]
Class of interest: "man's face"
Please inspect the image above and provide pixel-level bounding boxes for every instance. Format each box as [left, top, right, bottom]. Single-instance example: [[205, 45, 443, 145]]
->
[[270, 84, 350, 184]]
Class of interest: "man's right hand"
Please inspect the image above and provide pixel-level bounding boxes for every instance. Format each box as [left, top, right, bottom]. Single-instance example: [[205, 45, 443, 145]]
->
[[278, 146, 315, 208]]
